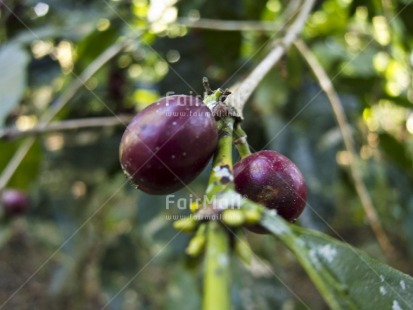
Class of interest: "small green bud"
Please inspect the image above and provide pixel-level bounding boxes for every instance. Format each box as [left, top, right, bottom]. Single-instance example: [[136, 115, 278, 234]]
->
[[243, 209, 262, 224], [221, 209, 245, 227], [190, 201, 199, 213], [173, 217, 198, 232], [186, 234, 207, 257]]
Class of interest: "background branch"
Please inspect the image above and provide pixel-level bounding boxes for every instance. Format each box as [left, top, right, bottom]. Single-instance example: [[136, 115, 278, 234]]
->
[[176, 0, 301, 33], [226, 0, 316, 117], [0, 115, 134, 140], [176, 18, 280, 32], [294, 39, 397, 260]]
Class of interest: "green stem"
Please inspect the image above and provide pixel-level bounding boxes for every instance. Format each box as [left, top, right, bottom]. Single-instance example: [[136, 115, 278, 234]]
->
[[204, 88, 224, 111], [203, 116, 235, 310], [233, 123, 251, 158], [203, 220, 231, 310], [205, 117, 235, 199]]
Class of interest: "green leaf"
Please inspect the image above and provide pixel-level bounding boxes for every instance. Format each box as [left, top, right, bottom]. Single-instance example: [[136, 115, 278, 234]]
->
[[379, 133, 413, 170], [261, 211, 413, 310], [0, 139, 42, 189], [0, 43, 30, 126], [75, 25, 120, 72]]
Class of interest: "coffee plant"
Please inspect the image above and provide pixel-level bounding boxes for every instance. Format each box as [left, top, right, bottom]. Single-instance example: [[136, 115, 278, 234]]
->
[[1, 0, 413, 309]]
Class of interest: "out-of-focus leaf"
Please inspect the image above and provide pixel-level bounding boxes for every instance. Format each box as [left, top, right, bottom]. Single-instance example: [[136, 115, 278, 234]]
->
[[254, 69, 288, 114], [262, 211, 413, 310], [398, 2, 413, 37], [14, 24, 95, 45], [0, 226, 12, 249], [379, 132, 413, 171], [340, 47, 377, 78], [380, 94, 413, 108], [165, 263, 201, 310], [0, 139, 42, 189], [306, 0, 349, 38], [232, 259, 297, 310], [75, 25, 120, 71], [0, 43, 29, 126], [312, 38, 347, 70]]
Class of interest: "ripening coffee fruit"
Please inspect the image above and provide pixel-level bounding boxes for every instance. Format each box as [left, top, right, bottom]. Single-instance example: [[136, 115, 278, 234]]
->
[[1, 189, 29, 216], [119, 95, 218, 195], [234, 150, 307, 233]]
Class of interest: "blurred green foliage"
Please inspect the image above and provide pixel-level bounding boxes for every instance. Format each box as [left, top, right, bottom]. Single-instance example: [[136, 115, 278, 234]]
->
[[0, 0, 413, 309]]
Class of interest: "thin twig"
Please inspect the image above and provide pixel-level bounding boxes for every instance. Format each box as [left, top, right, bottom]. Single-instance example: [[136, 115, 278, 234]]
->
[[0, 115, 134, 140], [176, 18, 279, 32], [294, 39, 397, 259], [233, 123, 251, 158], [0, 36, 138, 191], [177, 0, 301, 33], [226, 0, 316, 117]]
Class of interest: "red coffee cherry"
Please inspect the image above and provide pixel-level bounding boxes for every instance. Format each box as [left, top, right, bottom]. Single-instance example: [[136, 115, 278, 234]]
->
[[1, 189, 29, 216], [234, 150, 307, 233], [120, 95, 218, 195]]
